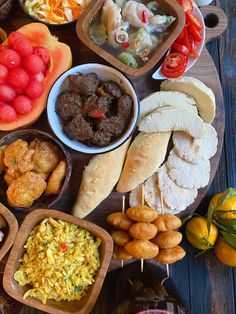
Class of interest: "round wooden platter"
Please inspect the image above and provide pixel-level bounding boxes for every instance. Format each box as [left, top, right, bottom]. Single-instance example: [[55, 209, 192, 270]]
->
[[0, 6, 227, 271]]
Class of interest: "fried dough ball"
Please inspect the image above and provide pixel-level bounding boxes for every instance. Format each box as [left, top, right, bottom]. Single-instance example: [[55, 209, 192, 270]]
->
[[113, 245, 133, 260], [106, 212, 133, 230], [126, 205, 158, 223], [154, 246, 186, 264], [0, 145, 7, 174], [7, 171, 47, 208], [125, 240, 159, 259], [45, 160, 67, 196], [29, 138, 63, 174], [152, 231, 182, 249], [129, 222, 157, 240], [4, 139, 29, 170], [153, 214, 182, 232], [111, 230, 132, 246]]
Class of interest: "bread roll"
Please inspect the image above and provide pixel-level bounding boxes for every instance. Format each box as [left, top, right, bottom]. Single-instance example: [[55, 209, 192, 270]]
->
[[72, 139, 130, 218], [116, 132, 170, 192]]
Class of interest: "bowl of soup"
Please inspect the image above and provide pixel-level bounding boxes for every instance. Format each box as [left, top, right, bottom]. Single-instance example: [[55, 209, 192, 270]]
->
[[76, 0, 185, 76]]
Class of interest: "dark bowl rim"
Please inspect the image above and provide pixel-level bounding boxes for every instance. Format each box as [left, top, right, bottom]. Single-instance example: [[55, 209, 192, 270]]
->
[[46, 62, 140, 155]]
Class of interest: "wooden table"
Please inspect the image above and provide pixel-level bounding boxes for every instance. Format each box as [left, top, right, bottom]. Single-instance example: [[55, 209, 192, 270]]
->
[[1, 0, 235, 313]]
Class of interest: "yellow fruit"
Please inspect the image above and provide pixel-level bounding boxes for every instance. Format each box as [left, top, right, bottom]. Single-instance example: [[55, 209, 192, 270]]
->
[[210, 192, 236, 220], [214, 238, 236, 267], [185, 216, 218, 250]]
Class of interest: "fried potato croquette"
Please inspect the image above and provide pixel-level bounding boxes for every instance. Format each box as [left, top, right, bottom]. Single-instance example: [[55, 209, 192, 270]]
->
[[126, 205, 158, 223], [18, 149, 35, 173], [7, 172, 47, 208], [29, 138, 63, 174], [45, 160, 67, 196], [125, 239, 159, 259], [113, 245, 133, 260], [153, 214, 182, 232], [154, 246, 186, 264], [4, 167, 22, 185], [129, 222, 157, 240], [0, 145, 7, 174], [152, 231, 182, 249], [111, 230, 132, 246], [106, 212, 133, 230]]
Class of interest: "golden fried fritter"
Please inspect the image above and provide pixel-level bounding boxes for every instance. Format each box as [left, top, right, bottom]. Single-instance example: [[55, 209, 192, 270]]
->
[[18, 149, 35, 173], [7, 172, 47, 208], [29, 138, 63, 174], [4, 168, 21, 185], [45, 160, 67, 196], [0, 145, 7, 174], [4, 139, 29, 170]]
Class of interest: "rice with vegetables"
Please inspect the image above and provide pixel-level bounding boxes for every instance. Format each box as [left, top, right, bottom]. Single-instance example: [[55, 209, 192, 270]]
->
[[14, 217, 101, 304]]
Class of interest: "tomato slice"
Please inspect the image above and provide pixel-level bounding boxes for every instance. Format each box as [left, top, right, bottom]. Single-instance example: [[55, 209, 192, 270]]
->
[[177, 0, 193, 12], [188, 24, 203, 42], [88, 110, 105, 119], [186, 10, 203, 31], [188, 35, 199, 59], [161, 52, 188, 78], [172, 43, 189, 56]]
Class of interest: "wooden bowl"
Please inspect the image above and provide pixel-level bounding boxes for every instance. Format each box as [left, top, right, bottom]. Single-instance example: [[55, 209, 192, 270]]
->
[[76, 0, 185, 77], [0, 129, 72, 212], [0, 202, 18, 262], [3, 209, 113, 314]]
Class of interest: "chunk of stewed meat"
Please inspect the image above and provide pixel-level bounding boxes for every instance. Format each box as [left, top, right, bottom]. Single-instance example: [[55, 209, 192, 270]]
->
[[117, 94, 133, 118], [92, 131, 113, 147], [68, 73, 99, 96], [103, 81, 122, 98], [64, 114, 93, 141], [97, 116, 126, 137], [55, 91, 82, 121]]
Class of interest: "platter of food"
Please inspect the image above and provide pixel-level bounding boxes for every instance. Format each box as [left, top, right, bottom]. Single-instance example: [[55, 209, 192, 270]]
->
[[0, 0, 228, 312]]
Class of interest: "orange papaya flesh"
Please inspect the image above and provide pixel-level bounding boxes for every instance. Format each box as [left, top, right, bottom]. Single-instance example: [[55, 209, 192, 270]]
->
[[0, 23, 72, 131]]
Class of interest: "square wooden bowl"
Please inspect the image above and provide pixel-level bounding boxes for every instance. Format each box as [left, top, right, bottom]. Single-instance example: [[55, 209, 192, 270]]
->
[[76, 0, 185, 77], [0, 202, 18, 262], [3, 209, 113, 314]]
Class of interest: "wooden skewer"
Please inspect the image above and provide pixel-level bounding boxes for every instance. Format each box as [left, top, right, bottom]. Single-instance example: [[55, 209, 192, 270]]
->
[[140, 184, 145, 273], [121, 195, 126, 268], [159, 190, 170, 285]]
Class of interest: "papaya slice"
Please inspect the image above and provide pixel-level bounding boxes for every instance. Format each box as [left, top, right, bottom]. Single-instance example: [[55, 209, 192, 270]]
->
[[0, 23, 72, 131]]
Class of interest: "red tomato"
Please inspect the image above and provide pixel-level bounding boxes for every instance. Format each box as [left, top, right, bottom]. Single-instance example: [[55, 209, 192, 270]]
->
[[189, 35, 199, 59], [161, 52, 188, 78], [60, 242, 68, 251], [88, 110, 105, 119], [177, 0, 193, 12], [186, 10, 203, 31], [188, 24, 203, 42], [172, 43, 189, 56]]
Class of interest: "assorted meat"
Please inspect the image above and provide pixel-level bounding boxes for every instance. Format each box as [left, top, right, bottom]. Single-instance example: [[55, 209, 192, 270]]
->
[[56, 72, 133, 147]]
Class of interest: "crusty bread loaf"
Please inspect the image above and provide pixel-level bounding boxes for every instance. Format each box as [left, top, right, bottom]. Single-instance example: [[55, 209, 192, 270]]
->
[[116, 132, 170, 193], [72, 139, 130, 218], [161, 77, 216, 123]]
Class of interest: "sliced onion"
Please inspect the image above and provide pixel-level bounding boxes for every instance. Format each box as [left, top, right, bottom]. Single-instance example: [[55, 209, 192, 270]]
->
[[115, 30, 129, 43]]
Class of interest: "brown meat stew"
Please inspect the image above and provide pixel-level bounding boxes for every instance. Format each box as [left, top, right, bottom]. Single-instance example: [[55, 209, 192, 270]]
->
[[56, 72, 133, 147]]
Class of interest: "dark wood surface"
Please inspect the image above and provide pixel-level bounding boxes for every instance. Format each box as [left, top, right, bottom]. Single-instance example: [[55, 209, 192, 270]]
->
[[0, 0, 235, 313]]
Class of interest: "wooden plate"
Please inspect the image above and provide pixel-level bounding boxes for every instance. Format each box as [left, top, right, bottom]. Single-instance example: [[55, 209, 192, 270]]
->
[[0, 202, 18, 262], [3, 209, 113, 314]]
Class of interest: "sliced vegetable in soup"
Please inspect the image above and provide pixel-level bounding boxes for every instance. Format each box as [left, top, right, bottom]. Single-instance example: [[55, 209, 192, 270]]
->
[[89, 0, 176, 67]]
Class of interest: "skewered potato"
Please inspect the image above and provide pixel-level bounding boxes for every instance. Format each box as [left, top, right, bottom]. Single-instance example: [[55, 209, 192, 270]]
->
[[113, 245, 133, 260], [153, 214, 181, 232], [152, 231, 182, 249], [111, 230, 131, 246], [126, 205, 158, 223], [107, 212, 133, 230], [154, 246, 186, 264], [129, 222, 157, 240], [125, 239, 159, 259]]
